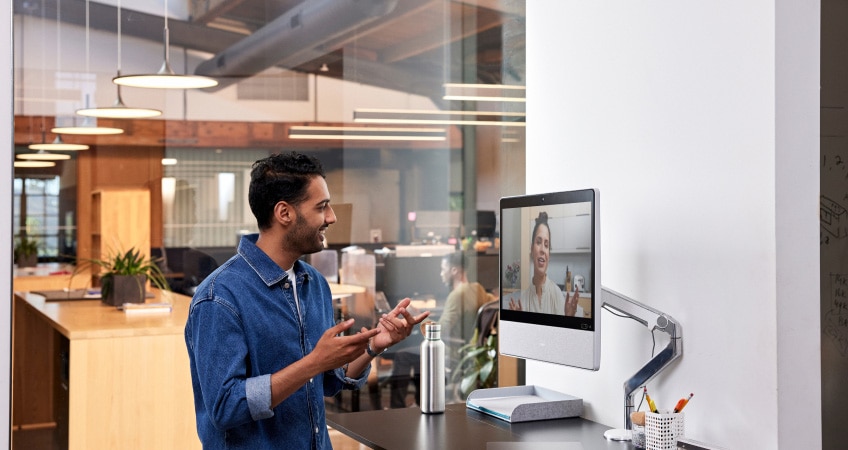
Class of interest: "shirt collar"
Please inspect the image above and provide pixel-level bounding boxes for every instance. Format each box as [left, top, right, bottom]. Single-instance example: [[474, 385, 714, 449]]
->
[[237, 233, 300, 287]]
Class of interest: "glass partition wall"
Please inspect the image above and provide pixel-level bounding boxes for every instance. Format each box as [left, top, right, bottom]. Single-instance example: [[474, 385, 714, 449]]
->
[[12, 0, 526, 431]]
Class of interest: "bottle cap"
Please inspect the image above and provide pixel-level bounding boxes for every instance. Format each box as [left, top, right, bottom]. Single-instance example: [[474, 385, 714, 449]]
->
[[424, 322, 441, 340]]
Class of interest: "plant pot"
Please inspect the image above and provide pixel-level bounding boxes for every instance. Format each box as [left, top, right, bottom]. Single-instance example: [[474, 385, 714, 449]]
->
[[15, 254, 38, 268], [102, 274, 147, 306]]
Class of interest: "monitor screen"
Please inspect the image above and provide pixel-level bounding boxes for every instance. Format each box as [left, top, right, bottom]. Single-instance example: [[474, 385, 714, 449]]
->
[[499, 188, 601, 370]]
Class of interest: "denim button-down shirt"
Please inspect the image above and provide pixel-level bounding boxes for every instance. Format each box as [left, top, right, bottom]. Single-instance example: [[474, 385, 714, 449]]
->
[[185, 234, 369, 450]]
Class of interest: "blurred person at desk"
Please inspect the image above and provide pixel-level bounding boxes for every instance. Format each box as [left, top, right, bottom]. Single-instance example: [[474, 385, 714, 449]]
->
[[185, 152, 429, 450], [507, 211, 581, 316], [389, 251, 491, 408]]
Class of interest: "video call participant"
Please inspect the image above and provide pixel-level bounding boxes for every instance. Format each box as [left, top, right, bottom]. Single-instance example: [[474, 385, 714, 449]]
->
[[185, 151, 429, 449], [508, 211, 580, 316]]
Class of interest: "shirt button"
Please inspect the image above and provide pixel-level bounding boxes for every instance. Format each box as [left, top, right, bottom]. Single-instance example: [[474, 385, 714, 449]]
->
[[314, 427, 319, 434], [284, 283, 290, 289], [309, 378, 313, 383]]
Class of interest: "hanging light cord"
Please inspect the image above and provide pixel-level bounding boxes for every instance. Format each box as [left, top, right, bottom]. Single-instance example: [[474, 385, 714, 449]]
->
[[117, 0, 122, 75], [163, 0, 170, 68]]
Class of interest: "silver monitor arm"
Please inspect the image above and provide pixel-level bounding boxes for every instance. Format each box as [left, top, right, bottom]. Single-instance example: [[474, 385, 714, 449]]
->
[[601, 287, 683, 429]]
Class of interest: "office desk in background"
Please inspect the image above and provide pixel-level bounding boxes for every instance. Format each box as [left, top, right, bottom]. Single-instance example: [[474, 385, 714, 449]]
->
[[13, 263, 89, 292], [328, 403, 634, 450], [12, 290, 200, 450]]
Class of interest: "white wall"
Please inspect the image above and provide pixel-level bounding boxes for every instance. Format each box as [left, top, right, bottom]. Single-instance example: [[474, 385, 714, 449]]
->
[[526, 1, 820, 449]]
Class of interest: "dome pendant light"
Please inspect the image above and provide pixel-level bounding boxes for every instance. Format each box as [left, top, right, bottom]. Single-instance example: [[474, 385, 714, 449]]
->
[[17, 149, 72, 161], [28, 130, 89, 151], [112, 0, 217, 89], [50, 0, 124, 135], [76, 0, 161, 118]]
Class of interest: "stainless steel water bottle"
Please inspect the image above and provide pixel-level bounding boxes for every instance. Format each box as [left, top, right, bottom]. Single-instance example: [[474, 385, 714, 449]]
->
[[420, 322, 445, 414]]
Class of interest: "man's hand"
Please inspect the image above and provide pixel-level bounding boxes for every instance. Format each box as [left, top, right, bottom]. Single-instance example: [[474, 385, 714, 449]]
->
[[312, 319, 381, 372], [370, 298, 431, 353]]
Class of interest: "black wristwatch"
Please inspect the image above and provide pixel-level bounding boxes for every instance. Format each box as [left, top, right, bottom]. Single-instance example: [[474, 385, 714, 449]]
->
[[366, 339, 385, 357]]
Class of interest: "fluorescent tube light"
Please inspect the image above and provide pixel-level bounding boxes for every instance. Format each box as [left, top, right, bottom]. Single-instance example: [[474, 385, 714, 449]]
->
[[288, 126, 447, 141], [353, 109, 525, 127]]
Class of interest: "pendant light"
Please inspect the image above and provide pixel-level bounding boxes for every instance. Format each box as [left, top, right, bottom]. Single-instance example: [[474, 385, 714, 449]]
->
[[28, 129, 89, 151], [17, 150, 72, 161], [49, 0, 124, 135], [76, 0, 161, 119], [14, 161, 57, 168], [112, 0, 218, 89], [25, 1, 88, 153]]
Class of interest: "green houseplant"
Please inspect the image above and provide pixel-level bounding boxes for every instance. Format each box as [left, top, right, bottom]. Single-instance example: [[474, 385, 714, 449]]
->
[[14, 235, 40, 268], [79, 247, 169, 306], [452, 332, 498, 399]]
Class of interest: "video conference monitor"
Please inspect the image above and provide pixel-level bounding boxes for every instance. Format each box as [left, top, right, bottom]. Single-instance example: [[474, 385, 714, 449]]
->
[[499, 189, 601, 370]]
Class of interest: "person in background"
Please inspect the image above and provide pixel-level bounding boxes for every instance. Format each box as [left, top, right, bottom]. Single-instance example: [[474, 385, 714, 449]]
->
[[438, 251, 492, 369], [185, 151, 429, 450], [508, 211, 580, 316], [390, 251, 491, 407]]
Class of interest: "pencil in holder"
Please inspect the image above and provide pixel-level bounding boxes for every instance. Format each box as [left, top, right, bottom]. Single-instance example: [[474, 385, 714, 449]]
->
[[645, 411, 684, 450]]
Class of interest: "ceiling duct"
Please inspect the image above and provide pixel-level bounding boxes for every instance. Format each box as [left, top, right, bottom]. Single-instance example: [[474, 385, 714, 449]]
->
[[194, 0, 399, 92]]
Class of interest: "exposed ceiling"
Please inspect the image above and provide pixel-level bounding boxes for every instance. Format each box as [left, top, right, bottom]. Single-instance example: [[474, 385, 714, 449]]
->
[[13, 0, 526, 105]]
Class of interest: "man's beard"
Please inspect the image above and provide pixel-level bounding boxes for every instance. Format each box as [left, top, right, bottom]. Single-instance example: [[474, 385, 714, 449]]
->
[[285, 212, 326, 256]]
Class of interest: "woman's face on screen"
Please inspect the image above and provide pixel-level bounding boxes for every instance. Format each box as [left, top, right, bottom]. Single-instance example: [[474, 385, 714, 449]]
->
[[530, 223, 551, 276]]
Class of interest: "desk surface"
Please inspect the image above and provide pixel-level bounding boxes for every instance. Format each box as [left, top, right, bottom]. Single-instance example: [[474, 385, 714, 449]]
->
[[328, 403, 634, 450], [14, 289, 191, 340]]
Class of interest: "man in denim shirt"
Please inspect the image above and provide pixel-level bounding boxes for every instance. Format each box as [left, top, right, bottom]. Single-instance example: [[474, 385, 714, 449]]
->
[[185, 152, 429, 449]]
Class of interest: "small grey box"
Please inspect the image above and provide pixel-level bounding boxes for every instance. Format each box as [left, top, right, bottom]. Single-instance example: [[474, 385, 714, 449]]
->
[[466, 385, 583, 423]]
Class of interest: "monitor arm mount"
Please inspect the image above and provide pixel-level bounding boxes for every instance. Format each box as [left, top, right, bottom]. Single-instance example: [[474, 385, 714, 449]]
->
[[601, 287, 683, 429]]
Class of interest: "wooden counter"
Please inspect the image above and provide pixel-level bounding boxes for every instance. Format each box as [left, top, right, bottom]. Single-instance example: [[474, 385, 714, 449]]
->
[[13, 263, 90, 292], [12, 290, 200, 450]]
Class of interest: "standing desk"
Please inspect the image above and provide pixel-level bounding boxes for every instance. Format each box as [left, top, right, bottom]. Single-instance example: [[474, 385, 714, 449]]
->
[[328, 403, 634, 450]]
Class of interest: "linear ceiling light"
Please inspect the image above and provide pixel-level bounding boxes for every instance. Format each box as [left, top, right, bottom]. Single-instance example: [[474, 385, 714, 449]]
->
[[14, 161, 56, 168], [353, 109, 526, 127], [288, 126, 447, 141], [112, 0, 218, 89], [17, 150, 72, 161], [443, 83, 526, 102], [77, 0, 161, 118]]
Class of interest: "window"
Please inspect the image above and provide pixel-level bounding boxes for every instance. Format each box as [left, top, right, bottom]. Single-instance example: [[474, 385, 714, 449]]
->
[[13, 176, 64, 259]]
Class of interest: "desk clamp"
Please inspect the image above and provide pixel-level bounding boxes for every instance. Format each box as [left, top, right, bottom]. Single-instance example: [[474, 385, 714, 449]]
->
[[602, 287, 683, 429]]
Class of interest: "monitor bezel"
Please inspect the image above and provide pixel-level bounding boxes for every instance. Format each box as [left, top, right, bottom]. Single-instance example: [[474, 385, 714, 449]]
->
[[498, 188, 601, 370]]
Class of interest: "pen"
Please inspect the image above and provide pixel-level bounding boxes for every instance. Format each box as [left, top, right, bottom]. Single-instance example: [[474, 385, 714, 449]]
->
[[673, 393, 694, 413], [644, 387, 658, 413]]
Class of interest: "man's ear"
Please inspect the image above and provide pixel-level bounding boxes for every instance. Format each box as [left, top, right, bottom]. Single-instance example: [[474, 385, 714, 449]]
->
[[274, 201, 294, 226]]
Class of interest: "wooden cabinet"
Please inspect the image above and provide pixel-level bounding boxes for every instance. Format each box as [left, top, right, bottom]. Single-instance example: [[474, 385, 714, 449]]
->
[[90, 189, 151, 264], [549, 214, 591, 253], [12, 291, 200, 450]]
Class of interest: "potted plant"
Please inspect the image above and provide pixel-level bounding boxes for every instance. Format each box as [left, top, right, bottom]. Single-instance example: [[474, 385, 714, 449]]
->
[[79, 247, 169, 306], [452, 332, 498, 400], [14, 235, 40, 268]]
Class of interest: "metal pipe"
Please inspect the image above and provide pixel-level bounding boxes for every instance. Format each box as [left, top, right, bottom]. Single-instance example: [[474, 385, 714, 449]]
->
[[194, 0, 398, 92]]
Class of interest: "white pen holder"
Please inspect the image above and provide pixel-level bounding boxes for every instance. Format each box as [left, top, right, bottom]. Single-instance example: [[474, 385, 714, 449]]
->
[[645, 411, 685, 450]]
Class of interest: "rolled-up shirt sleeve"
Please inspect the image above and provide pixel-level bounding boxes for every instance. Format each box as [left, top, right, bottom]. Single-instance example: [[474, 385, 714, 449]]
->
[[246, 374, 274, 420], [332, 364, 371, 395]]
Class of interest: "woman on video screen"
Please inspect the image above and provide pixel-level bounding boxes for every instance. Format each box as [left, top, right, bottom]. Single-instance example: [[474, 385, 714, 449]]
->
[[508, 211, 580, 316]]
